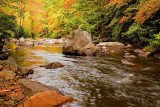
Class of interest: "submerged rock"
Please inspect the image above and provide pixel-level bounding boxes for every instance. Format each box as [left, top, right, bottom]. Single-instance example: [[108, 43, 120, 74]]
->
[[154, 53, 160, 60], [138, 51, 152, 57], [18, 91, 74, 107], [121, 59, 135, 66], [40, 62, 64, 69], [63, 29, 96, 56], [124, 54, 137, 59]]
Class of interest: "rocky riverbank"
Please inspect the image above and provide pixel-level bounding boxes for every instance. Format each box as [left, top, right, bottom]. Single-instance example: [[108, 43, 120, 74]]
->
[[0, 52, 74, 106]]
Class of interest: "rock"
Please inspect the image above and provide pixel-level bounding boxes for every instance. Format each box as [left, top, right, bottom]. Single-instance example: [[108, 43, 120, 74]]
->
[[17, 68, 34, 77], [154, 53, 160, 60], [96, 42, 125, 49], [143, 67, 155, 72], [55, 39, 63, 44], [18, 79, 61, 96], [63, 29, 96, 56], [18, 91, 74, 107], [0, 70, 16, 80], [138, 51, 151, 57], [0, 53, 8, 60], [121, 59, 135, 66], [124, 55, 137, 59], [40, 62, 64, 69], [126, 44, 132, 48], [33, 41, 43, 46], [15, 76, 23, 80], [134, 49, 142, 53]]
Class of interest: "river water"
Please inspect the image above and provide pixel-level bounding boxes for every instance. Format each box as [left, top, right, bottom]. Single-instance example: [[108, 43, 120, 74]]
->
[[7, 43, 160, 107]]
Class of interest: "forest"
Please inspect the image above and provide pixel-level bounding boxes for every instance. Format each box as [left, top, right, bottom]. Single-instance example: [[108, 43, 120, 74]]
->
[[0, 0, 160, 52], [1, 0, 160, 107]]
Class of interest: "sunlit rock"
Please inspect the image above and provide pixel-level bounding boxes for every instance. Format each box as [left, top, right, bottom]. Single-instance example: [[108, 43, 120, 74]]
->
[[18, 91, 74, 107], [63, 29, 96, 56]]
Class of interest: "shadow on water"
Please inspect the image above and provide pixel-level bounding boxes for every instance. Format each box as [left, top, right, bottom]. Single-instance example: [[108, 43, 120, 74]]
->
[[7, 43, 160, 107]]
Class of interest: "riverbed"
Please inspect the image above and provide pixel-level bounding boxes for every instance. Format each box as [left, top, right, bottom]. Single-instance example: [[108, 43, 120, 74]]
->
[[7, 43, 160, 107]]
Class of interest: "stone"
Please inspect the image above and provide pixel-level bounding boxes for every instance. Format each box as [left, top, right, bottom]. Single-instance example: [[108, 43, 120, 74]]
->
[[0, 53, 8, 60], [18, 79, 61, 96], [0, 70, 16, 80], [17, 68, 34, 76], [55, 39, 64, 44], [121, 59, 135, 66], [154, 53, 160, 60], [126, 44, 132, 48], [96, 42, 125, 49], [124, 55, 137, 59], [18, 91, 74, 107], [143, 67, 155, 72], [138, 51, 152, 57], [15, 76, 23, 80], [40, 62, 64, 69], [63, 29, 96, 56], [134, 49, 142, 53]]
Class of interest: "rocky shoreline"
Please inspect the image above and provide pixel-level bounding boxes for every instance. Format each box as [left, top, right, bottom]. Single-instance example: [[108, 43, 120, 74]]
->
[[0, 52, 74, 107]]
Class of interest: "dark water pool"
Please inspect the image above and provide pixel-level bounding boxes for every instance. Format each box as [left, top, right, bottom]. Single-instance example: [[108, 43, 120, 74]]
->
[[7, 43, 160, 107]]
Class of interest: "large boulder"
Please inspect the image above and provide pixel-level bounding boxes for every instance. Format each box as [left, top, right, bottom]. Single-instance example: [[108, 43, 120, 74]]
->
[[63, 29, 96, 56], [0, 70, 16, 80], [18, 91, 74, 107]]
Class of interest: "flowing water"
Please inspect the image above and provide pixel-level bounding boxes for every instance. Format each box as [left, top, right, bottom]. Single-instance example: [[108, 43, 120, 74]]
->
[[7, 43, 160, 107]]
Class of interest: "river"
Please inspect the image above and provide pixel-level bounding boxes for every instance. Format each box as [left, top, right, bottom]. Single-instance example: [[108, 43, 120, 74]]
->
[[7, 43, 160, 107]]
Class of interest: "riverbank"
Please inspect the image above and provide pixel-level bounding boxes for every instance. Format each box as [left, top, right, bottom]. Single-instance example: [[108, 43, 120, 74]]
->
[[0, 51, 74, 106]]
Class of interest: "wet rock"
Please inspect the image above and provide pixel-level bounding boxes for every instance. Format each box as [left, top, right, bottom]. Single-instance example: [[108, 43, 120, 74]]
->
[[40, 62, 64, 69], [18, 79, 61, 96], [17, 68, 34, 77], [134, 49, 142, 53], [138, 51, 152, 57], [18, 91, 74, 107], [154, 53, 160, 60], [143, 67, 155, 72], [63, 29, 96, 56], [15, 76, 23, 80], [96, 42, 125, 49], [0, 70, 16, 80], [121, 59, 135, 66], [124, 54, 137, 59]]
